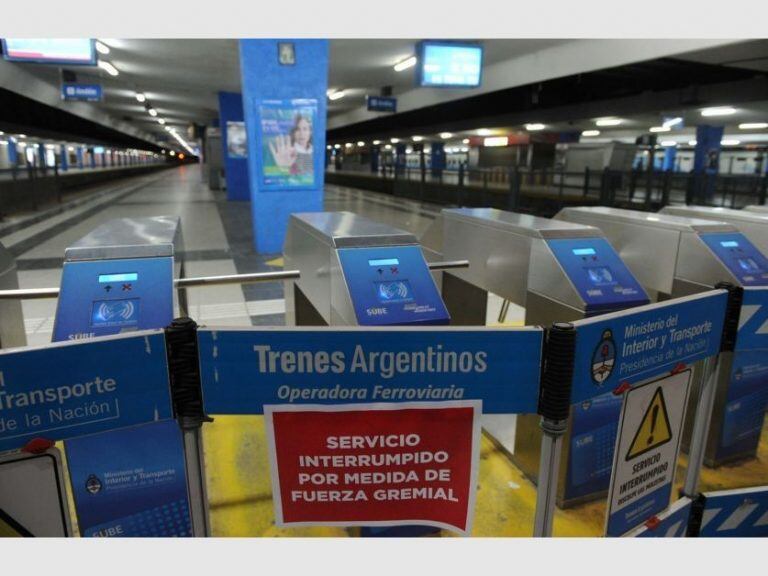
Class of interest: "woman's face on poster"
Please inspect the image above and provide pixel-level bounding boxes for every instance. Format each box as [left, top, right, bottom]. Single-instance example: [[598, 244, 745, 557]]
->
[[295, 118, 311, 148]]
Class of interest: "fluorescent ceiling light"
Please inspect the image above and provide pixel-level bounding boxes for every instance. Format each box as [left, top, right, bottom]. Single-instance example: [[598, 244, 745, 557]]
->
[[345, 143, 353, 148], [525, 123, 545, 131], [595, 118, 621, 127], [373, 140, 381, 145], [582, 130, 600, 137], [135, 92, 146, 103], [739, 123, 768, 130], [18, 134, 26, 138], [384, 144, 392, 150], [157, 118, 165, 125], [148, 108, 158, 117], [662, 117, 683, 128], [462, 138, 470, 144], [484, 136, 509, 147], [412, 135, 423, 142], [334, 144, 341, 149], [460, 147, 469, 152], [327, 90, 346, 101], [98, 60, 119, 76], [721, 139, 741, 146], [701, 107, 736, 117], [0, 131, 4, 135], [688, 140, 697, 146], [326, 145, 332, 150], [390, 138, 400, 143], [406, 147, 413, 154], [357, 141, 365, 146], [477, 128, 492, 136], [649, 126, 670, 133], [394, 56, 417, 72], [95, 41, 110, 55], [660, 140, 677, 147], [440, 132, 453, 139], [170, 150, 176, 156]]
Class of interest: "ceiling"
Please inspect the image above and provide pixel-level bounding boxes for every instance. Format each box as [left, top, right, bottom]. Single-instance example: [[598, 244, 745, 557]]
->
[[2, 39, 766, 150]]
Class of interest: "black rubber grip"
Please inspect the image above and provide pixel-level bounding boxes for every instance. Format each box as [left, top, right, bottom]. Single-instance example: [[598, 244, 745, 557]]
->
[[538, 322, 576, 421], [686, 493, 707, 537], [164, 317, 212, 427], [714, 282, 743, 353]]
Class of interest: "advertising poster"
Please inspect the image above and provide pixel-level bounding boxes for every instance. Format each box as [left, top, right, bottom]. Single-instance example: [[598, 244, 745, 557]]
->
[[265, 401, 481, 535], [259, 99, 317, 188], [66, 420, 192, 537], [226, 121, 247, 158]]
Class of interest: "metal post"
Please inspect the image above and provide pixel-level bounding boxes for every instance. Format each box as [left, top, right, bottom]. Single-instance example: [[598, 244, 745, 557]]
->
[[682, 355, 718, 497], [532, 322, 576, 537], [533, 418, 566, 536], [181, 424, 211, 536]]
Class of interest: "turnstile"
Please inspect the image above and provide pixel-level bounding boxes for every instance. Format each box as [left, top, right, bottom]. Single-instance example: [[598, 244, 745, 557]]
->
[[284, 211, 449, 327], [434, 207, 649, 507], [556, 206, 768, 467], [52, 216, 186, 340], [0, 242, 26, 349], [662, 205, 768, 260]]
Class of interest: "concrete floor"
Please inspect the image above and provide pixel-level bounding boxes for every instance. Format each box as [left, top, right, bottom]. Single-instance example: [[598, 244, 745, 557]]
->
[[1, 164, 764, 537]]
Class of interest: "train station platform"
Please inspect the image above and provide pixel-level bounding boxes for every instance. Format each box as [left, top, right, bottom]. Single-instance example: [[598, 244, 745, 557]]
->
[[4, 164, 766, 537]]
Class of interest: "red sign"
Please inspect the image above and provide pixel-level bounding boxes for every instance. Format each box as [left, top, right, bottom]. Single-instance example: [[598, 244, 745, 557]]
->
[[265, 401, 481, 535]]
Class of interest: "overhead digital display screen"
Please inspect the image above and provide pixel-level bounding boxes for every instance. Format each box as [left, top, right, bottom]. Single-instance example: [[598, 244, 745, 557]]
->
[[417, 41, 483, 88], [1, 39, 97, 65]]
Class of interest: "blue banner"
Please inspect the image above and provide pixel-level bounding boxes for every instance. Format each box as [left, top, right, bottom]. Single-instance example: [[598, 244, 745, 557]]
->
[[571, 291, 727, 404], [61, 83, 103, 102], [0, 331, 172, 453], [198, 327, 543, 415], [699, 486, 768, 537], [627, 497, 692, 537], [65, 420, 191, 537]]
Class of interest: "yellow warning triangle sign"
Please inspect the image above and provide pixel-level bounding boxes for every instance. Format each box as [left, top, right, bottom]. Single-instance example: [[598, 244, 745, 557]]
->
[[625, 387, 673, 461]]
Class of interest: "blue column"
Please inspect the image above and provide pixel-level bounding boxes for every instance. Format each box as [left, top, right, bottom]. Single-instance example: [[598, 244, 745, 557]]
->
[[395, 143, 406, 175], [431, 141, 446, 176], [60, 145, 68, 171], [240, 39, 329, 254], [38, 143, 46, 169], [662, 146, 677, 172], [218, 91, 250, 201], [370, 145, 380, 173], [693, 125, 723, 199], [8, 141, 18, 166], [76, 147, 84, 169], [90, 149, 96, 169]]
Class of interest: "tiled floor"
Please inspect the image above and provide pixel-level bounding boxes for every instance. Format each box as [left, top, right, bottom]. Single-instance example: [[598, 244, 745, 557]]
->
[[1, 164, 448, 345]]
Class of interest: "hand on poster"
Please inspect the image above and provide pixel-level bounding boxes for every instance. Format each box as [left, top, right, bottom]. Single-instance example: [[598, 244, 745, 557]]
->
[[260, 99, 317, 188], [268, 134, 297, 168]]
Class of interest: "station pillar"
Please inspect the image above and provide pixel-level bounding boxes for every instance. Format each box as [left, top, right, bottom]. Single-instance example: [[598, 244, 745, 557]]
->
[[662, 146, 677, 172], [692, 125, 723, 201], [239, 39, 329, 254], [76, 147, 84, 169], [395, 143, 406, 175], [431, 141, 446, 177], [370, 145, 380, 174], [90, 149, 96, 169], [38, 143, 46, 170], [218, 91, 250, 201], [60, 145, 68, 171]]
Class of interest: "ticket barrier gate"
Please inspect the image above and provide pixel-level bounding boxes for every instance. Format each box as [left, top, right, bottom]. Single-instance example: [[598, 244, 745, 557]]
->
[[284, 211, 456, 327], [431, 207, 650, 507], [0, 242, 26, 349], [661, 205, 768, 261], [556, 206, 768, 467], [0, 216, 300, 537]]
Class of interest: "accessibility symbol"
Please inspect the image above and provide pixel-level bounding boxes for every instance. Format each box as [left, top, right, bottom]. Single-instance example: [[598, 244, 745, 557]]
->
[[625, 387, 673, 461]]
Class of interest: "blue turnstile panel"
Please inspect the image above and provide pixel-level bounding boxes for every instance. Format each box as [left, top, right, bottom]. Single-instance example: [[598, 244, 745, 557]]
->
[[700, 232, 768, 287], [337, 246, 449, 326], [53, 257, 174, 341], [546, 238, 649, 314]]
